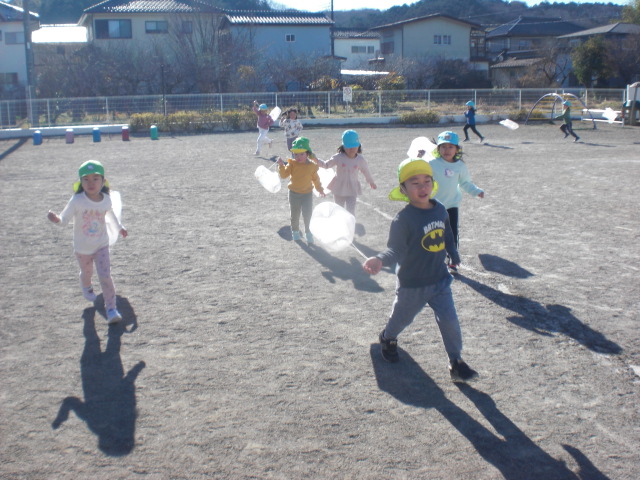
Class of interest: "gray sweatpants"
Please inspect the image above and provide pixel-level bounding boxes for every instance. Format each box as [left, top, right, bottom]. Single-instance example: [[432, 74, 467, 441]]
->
[[288, 190, 313, 233], [383, 276, 463, 362]]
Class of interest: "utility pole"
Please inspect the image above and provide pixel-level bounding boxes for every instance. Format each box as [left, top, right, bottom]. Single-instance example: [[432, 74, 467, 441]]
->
[[330, 0, 334, 57], [21, 0, 37, 126]]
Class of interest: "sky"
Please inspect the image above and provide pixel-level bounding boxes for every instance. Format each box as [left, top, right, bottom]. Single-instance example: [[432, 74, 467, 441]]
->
[[269, 0, 631, 11]]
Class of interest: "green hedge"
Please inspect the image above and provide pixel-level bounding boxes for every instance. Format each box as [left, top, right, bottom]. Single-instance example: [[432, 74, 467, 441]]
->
[[129, 110, 256, 133], [395, 109, 440, 125]]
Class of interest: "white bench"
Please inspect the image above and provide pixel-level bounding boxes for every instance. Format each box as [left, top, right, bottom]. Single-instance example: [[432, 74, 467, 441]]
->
[[581, 108, 622, 124]]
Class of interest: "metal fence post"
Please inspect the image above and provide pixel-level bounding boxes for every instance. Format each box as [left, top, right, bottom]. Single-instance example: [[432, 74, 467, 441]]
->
[[46, 99, 51, 127], [105, 97, 109, 123], [378, 91, 382, 117]]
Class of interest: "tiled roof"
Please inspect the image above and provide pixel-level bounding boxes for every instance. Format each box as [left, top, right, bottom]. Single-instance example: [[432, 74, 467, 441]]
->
[[558, 22, 640, 38], [332, 29, 380, 39], [0, 0, 39, 21], [84, 0, 221, 14], [224, 10, 332, 25], [487, 16, 582, 39], [372, 13, 481, 31], [491, 57, 540, 69]]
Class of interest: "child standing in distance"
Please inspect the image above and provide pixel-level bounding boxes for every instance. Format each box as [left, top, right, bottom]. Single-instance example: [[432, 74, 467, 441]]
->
[[252, 100, 274, 155], [463, 101, 484, 143], [316, 129, 376, 217], [276, 137, 325, 243], [419, 131, 484, 272], [556, 100, 580, 142], [279, 108, 303, 151], [362, 158, 477, 382], [47, 160, 128, 324]]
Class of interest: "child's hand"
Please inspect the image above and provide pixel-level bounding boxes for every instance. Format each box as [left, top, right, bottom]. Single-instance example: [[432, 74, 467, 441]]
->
[[47, 211, 60, 223], [417, 150, 425, 158], [478, 192, 485, 199], [370, 182, 377, 190], [120, 227, 128, 238], [363, 257, 382, 275], [276, 156, 285, 166]]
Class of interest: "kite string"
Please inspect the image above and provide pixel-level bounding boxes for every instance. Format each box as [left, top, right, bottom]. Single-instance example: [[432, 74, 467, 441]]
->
[[350, 242, 368, 260]]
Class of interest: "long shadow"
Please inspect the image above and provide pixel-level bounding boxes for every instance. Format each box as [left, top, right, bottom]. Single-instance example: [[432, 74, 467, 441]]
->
[[457, 273, 622, 354], [52, 298, 145, 456], [478, 142, 514, 150], [0, 138, 28, 161], [371, 345, 606, 480], [479, 254, 533, 279]]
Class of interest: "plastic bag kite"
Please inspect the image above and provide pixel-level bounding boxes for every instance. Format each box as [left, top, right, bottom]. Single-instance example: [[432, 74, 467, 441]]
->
[[106, 191, 123, 246], [269, 106, 282, 122], [309, 202, 356, 252], [407, 136, 436, 159], [314, 167, 335, 197], [499, 119, 519, 130], [602, 108, 618, 124], [255, 165, 281, 193]]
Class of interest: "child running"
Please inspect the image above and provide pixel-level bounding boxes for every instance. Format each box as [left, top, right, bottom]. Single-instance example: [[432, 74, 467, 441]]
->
[[362, 158, 477, 382], [463, 101, 484, 143], [47, 160, 128, 324], [279, 107, 303, 151], [555, 100, 580, 142], [252, 100, 275, 155], [316, 129, 376, 216], [276, 137, 325, 243], [419, 131, 484, 273]]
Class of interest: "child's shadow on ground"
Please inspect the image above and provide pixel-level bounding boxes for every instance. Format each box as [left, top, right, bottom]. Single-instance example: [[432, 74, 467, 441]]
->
[[457, 273, 622, 354], [478, 254, 533, 279], [370, 345, 606, 480], [51, 297, 145, 456], [277, 226, 383, 292]]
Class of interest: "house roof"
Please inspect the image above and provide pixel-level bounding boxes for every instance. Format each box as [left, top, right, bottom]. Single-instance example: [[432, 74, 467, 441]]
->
[[558, 22, 640, 39], [332, 28, 380, 39], [371, 13, 482, 31], [32, 24, 87, 43], [487, 16, 582, 39], [491, 57, 540, 69], [0, 0, 39, 21], [224, 10, 333, 26], [84, 0, 221, 14]]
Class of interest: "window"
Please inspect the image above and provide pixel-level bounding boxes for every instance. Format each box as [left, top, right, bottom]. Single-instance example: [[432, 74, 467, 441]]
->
[[0, 30, 3, 42], [367, 46, 374, 53], [351, 45, 375, 54], [181, 21, 193, 34], [381, 41, 394, 54], [443, 35, 451, 45], [5, 31, 25, 44], [0, 73, 19, 85], [95, 20, 132, 39], [518, 40, 531, 50], [146, 21, 168, 34], [285, 34, 295, 42], [434, 35, 441, 45]]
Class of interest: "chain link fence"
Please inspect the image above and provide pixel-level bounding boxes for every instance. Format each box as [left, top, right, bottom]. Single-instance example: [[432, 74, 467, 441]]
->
[[0, 88, 626, 130]]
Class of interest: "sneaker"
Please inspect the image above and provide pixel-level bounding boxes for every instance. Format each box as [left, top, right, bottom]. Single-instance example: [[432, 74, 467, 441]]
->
[[564, 133, 569, 138], [574, 136, 580, 143], [305, 232, 314, 244], [449, 359, 478, 382], [107, 308, 122, 325], [255, 150, 260, 156], [82, 286, 97, 302], [292, 230, 301, 241], [463, 138, 469, 142], [379, 330, 399, 363], [479, 136, 485, 143]]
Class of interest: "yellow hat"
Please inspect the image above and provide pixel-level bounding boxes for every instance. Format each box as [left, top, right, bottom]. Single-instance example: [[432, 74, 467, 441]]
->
[[389, 158, 438, 202]]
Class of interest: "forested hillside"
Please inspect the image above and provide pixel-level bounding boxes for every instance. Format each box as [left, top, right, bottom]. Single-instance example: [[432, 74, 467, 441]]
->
[[21, 0, 622, 28]]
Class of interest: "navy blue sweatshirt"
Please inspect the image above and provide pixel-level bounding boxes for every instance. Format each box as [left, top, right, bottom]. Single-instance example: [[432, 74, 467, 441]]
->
[[376, 200, 460, 288]]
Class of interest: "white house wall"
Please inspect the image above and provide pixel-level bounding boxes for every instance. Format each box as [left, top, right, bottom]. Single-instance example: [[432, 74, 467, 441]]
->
[[1, 21, 28, 84], [402, 19, 471, 60], [231, 25, 331, 58], [334, 38, 380, 69]]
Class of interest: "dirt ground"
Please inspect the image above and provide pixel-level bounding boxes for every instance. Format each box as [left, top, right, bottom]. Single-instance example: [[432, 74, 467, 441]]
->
[[1, 121, 639, 480]]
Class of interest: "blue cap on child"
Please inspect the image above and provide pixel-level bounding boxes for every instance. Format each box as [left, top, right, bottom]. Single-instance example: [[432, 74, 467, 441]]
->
[[342, 130, 360, 148]]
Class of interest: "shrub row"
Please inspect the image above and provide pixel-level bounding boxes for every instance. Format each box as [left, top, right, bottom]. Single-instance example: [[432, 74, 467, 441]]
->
[[129, 110, 256, 133]]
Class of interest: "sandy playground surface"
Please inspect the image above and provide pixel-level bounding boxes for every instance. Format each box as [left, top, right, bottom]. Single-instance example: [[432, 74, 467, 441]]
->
[[1, 121, 639, 479]]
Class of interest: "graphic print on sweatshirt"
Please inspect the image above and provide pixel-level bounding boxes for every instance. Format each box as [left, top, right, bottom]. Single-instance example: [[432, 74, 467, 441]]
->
[[81, 209, 105, 237], [421, 220, 446, 253]]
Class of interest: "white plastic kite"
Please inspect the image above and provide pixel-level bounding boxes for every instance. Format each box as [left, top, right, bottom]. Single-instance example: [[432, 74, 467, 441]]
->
[[309, 202, 356, 252], [255, 164, 281, 193], [499, 119, 519, 130], [406, 136, 436, 159], [269, 106, 282, 122], [106, 191, 123, 246], [314, 167, 335, 197], [601, 108, 618, 124]]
